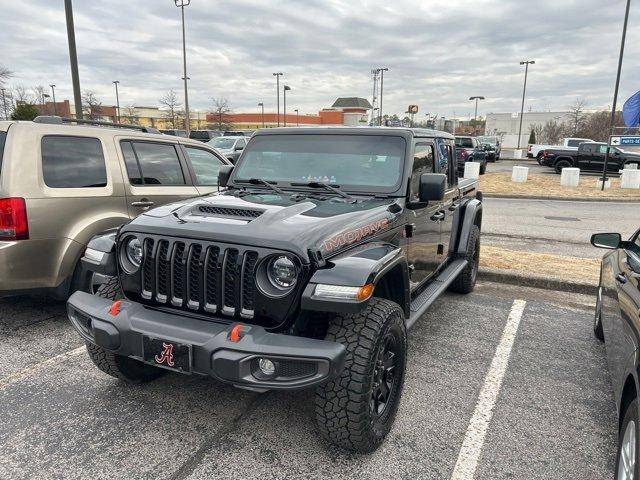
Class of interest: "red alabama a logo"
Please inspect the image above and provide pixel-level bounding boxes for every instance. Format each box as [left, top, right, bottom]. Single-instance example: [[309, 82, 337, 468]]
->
[[155, 343, 175, 367]]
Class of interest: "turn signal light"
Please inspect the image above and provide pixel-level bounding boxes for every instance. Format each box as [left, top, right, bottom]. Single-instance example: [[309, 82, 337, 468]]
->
[[0, 197, 29, 241], [356, 284, 375, 301], [313, 283, 375, 302]]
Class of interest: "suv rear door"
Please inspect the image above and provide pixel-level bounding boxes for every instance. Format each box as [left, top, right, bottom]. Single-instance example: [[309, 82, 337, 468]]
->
[[180, 143, 229, 196], [118, 138, 199, 218]]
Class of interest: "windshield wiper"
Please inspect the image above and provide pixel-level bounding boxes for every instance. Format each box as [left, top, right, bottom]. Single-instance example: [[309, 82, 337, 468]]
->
[[291, 182, 356, 203], [235, 178, 285, 195]]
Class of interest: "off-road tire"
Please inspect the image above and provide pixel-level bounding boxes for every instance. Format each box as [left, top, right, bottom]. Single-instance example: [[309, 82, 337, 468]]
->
[[315, 298, 407, 453], [537, 152, 545, 165], [449, 225, 480, 294], [594, 285, 604, 342], [555, 159, 572, 174], [85, 276, 165, 383]]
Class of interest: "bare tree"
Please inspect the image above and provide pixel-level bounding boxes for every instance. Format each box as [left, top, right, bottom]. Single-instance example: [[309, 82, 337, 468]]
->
[[209, 97, 233, 131], [567, 98, 588, 136], [12, 84, 33, 104], [541, 120, 567, 145], [0, 66, 12, 88], [580, 110, 624, 142], [122, 106, 140, 125], [532, 123, 543, 143], [159, 90, 183, 128], [33, 85, 47, 104], [82, 90, 102, 119]]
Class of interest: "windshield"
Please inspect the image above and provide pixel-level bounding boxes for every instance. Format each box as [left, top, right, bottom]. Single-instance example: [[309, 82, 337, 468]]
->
[[209, 138, 237, 149], [455, 137, 474, 148], [478, 136, 497, 145], [233, 134, 406, 193]]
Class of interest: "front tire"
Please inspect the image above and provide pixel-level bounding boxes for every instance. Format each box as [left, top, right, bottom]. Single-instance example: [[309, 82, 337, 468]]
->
[[315, 298, 407, 453], [85, 277, 165, 384], [555, 159, 572, 174], [449, 225, 480, 294], [616, 398, 639, 480], [537, 153, 544, 165]]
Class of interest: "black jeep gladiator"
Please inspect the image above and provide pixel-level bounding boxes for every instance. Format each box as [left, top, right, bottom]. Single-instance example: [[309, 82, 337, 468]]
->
[[67, 127, 483, 453]]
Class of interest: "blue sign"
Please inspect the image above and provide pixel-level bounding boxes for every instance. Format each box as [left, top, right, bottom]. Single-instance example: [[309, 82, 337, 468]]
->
[[611, 136, 640, 146], [623, 91, 640, 127]]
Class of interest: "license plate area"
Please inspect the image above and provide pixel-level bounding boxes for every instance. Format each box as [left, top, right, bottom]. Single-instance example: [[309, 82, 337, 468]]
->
[[142, 336, 192, 374]]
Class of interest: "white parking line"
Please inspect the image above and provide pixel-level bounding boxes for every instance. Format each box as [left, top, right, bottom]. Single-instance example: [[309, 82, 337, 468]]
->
[[0, 346, 85, 390], [450, 299, 527, 480]]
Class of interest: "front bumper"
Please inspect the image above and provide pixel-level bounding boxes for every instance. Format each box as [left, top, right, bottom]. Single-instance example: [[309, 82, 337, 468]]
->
[[67, 291, 346, 390]]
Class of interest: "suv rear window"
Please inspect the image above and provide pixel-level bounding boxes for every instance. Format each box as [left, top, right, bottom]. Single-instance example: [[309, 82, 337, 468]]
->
[[41, 136, 107, 188], [455, 137, 474, 148], [121, 141, 186, 185]]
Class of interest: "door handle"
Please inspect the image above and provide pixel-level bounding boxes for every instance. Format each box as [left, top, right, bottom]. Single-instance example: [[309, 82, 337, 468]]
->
[[132, 200, 155, 208], [430, 211, 445, 222], [616, 273, 628, 284]]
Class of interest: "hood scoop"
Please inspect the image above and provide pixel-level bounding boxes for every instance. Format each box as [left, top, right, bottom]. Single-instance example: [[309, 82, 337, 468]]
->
[[197, 205, 264, 220]]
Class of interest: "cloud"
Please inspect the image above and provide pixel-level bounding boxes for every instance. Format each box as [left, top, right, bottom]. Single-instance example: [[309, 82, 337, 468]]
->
[[0, 0, 637, 118]]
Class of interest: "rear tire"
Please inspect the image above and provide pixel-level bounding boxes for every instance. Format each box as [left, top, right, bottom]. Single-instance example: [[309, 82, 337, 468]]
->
[[537, 152, 545, 165], [449, 225, 480, 294], [315, 298, 407, 453], [555, 159, 572, 174], [85, 276, 165, 384]]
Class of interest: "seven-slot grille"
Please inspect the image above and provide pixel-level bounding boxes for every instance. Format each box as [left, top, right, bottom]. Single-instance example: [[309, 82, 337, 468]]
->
[[138, 237, 260, 319]]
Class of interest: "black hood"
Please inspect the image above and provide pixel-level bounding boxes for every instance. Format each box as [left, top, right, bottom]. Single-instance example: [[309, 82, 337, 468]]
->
[[122, 191, 403, 262]]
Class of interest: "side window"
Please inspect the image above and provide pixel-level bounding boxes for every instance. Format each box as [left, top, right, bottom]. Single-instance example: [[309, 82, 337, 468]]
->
[[567, 139, 579, 147], [598, 145, 610, 155], [410, 143, 434, 201], [123, 141, 186, 185], [41, 136, 107, 188], [237, 139, 246, 149], [185, 147, 225, 185]]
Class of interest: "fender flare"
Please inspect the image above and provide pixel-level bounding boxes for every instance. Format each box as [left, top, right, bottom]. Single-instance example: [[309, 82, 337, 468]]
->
[[81, 228, 120, 277], [455, 199, 482, 256], [301, 243, 410, 316]]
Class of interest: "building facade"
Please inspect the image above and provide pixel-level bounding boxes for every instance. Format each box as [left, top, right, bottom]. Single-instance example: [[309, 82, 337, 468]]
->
[[485, 111, 574, 148]]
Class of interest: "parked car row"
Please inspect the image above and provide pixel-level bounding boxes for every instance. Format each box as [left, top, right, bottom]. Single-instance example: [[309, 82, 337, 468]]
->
[[455, 136, 489, 176], [540, 141, 640, 174]]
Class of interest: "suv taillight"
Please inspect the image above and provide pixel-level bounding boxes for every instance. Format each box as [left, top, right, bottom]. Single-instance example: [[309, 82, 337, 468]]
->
[[0, 198, 29, 240]]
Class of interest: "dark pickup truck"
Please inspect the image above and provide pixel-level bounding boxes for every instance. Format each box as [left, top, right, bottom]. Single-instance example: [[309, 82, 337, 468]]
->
[[543, 142, 640, 174], [67, 127, 483, 453], [455, 136, 488, 175]]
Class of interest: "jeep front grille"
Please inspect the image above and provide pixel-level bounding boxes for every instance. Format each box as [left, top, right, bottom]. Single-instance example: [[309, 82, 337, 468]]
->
[[139, 238, 259, 319]]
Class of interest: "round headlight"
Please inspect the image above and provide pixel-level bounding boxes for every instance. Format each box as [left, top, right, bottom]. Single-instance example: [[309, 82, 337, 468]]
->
[[121, 237, 142, 272], [267, 255, 298, 289]]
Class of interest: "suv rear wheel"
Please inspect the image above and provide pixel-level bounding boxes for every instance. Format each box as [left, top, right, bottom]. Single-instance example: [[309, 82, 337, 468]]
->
[[85, 276, 165, 384], [315, 298, 407, 453]]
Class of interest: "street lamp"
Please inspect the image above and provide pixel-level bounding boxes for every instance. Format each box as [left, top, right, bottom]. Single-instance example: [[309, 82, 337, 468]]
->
[[469, 96, 485, 134], [601, 0, 631, 190], [175, 0, 191, 134], [294, 108, 299, 126], [378, 67, 388, 126], [517, 60, 535, 150], [273, 72, 283, 126], [49, 84, 57, 115], [113, 80, 120, 123], [258, 102, 264, 128], [64, 0, 83, 120], [283, 85, 291, 126]]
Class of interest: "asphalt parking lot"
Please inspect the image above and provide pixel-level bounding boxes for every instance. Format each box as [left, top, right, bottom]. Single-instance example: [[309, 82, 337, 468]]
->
[[0, 282, 617, 480]]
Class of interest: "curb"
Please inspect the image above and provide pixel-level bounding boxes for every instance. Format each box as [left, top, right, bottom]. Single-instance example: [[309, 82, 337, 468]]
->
[[483, 193, 640, 203], [478, 268, 597, 295]]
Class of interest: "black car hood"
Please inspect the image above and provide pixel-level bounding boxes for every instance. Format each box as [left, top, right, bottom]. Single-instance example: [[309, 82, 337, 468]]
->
[[122, 191, 403, 262]]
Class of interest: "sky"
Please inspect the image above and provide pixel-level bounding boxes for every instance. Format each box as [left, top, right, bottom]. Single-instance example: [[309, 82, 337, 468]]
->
[[0, 0, 638, 119]]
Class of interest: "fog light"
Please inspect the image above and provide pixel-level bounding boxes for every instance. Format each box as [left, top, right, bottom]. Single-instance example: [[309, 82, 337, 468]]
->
[[258, 358, 276, 377]]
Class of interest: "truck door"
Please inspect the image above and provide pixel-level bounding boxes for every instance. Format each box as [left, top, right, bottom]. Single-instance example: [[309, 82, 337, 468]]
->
[[407, 142, 442, 285], [576, 144, 593, 169], [436, 139, 458, 259]]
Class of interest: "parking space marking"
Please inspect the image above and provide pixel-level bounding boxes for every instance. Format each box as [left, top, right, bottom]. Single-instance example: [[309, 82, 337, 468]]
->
[[450, 299, 527, 480], [0, 345, 85, 390]]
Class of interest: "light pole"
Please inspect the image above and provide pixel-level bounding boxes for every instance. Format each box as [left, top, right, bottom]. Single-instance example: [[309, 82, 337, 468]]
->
[[64, 0, 83, 120], [469, 96, 485, 135], [0, 89, 7, 120], [49, 84, 57, 115], [273, 72, 283, 126], [517, 60, 535, 149], [601, 0, 631, 190], [294, 108, 299, 126], [283, 85, 291, 126], [175, 0, 191, 134], [378, 67, 388, 126], [258, 102, 264, 128], [113, 80, 120, 123]]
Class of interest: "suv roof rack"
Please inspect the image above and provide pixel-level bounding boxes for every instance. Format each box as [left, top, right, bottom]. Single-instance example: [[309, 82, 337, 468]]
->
[[33, 116, 161, 134]]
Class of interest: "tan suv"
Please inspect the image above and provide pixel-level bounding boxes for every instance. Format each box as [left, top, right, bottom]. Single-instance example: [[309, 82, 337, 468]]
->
[[0, 117, 231, 298]]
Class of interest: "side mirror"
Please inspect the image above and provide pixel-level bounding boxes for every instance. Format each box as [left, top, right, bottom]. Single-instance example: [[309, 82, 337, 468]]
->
[[218, 165, 234, 187], [591, 232, 621, 250], [419, 173, 446, 202], [235, 144, 244, 151]]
